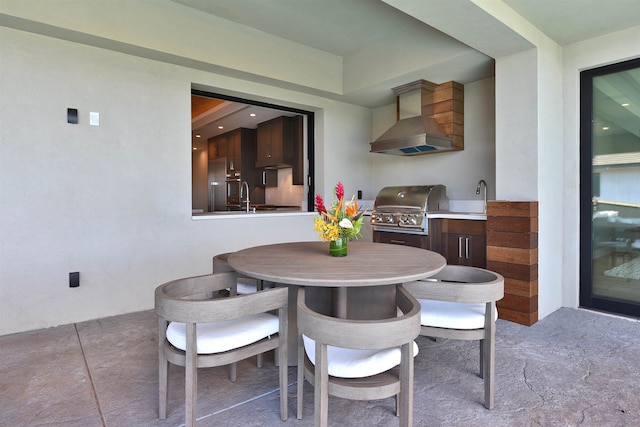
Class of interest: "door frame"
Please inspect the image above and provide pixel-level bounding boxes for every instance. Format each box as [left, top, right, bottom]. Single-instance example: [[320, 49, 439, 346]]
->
[[579, 57, 640, 317]]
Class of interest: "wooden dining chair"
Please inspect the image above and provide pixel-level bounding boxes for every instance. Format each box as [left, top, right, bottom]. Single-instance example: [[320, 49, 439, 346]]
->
[[212, 252, 272, 379], [296, 286, 421, 427], [403, 265, 504, 409], [213, 252, 267, 294], [155, 271, 288, 427]]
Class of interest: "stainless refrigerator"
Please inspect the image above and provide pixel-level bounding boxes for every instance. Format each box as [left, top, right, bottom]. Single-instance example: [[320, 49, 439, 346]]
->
[[207, 158, 227, 212]]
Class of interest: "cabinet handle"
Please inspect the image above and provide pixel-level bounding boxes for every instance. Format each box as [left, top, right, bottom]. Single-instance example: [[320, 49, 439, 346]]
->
[[267, 143, 272, 158], [390, 239, 406, 245], [262, 170, 266, 185], [465, 238, 470, 259], [458, 237, 464, 258]]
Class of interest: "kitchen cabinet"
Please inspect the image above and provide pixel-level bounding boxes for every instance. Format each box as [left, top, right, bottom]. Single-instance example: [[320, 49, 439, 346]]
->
[[291, 115, 304, 185], [256, 168, 278, 188], [210, 128, 256, 175], [208, 128, 258, 209], [439, 219, 486, 268], [256, 116, 294, 168], [208, 133, 227, 161], [373, 231, 430, 250]]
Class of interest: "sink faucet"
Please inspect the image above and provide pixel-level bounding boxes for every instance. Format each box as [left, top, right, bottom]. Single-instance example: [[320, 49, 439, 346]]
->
[[476, 179, 487, 213], [240, 181, 250, 212]]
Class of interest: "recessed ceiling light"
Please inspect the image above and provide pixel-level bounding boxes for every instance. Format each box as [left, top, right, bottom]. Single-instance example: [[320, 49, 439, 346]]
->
[[602, 126, 610, 130], [193, 147, 197, 150], [250, 113, 256, 117], [622, 103, 630, 107], [218, 125, 224, 129], [195, 134, 201, 138]]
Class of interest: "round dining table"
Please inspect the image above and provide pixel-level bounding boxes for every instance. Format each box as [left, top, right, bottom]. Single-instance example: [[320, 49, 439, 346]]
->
[[228, 241, 446, 364], [228, 240, 445, 288]]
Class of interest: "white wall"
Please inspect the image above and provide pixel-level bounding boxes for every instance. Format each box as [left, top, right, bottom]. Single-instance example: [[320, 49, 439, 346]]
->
[[0, 27, 372, 335], [562, 25, 640, 308], [370, 77, 496, 201]]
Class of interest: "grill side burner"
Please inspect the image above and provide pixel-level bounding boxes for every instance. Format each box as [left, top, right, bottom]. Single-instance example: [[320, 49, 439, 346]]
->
[[371, 185, 449, 234]]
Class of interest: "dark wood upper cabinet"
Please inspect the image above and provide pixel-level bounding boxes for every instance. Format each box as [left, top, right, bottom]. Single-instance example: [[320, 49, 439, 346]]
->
[[256, 116, 294, 169], [291, 115, 304, 185]]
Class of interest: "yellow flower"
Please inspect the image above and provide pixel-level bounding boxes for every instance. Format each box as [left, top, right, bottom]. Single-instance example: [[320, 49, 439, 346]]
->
[[314, 182, 366, 242]]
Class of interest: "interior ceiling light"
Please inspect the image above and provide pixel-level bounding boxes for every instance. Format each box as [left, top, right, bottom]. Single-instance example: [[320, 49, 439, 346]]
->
[[622, 103, 630, 107], [602, 126, 610, 130], [250, 113, 256, 117], [218, 125, 224, 129], [195, 134, 201, 138]]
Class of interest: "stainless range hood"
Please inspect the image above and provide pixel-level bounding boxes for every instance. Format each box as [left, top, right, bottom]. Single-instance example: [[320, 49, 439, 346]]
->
[[370, 115, 453, 155], [370, 80, 463, 156]]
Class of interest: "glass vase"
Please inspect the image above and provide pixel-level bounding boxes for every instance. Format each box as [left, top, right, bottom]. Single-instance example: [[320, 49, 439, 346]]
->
[[329, 238, 348, 257]]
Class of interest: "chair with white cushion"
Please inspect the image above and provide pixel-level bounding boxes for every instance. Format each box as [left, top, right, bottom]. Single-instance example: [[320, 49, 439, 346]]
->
[[296, 286, 420, 427], [155, 271, 288, 427], [404, 265, 504, 409], [213, 252, 267, 294], [212, 252, 274, 378]]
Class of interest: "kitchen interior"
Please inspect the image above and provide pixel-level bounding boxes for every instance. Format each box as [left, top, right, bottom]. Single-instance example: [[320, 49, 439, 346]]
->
[[191, 94, 307, 214]]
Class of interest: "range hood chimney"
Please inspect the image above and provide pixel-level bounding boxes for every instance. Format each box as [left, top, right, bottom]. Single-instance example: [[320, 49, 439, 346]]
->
[[370, 80, 464, 156]]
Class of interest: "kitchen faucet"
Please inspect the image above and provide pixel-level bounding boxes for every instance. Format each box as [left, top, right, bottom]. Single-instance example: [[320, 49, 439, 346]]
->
[[240, 181, 250, 213], [476, 179, 487, 213]]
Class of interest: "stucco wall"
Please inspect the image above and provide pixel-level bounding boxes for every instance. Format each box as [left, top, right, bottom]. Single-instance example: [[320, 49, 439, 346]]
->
[[0, 27, 371, 335]]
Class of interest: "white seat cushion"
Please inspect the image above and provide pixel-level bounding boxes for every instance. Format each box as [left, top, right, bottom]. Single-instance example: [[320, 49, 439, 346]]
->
[[236, 278, 275, 294], [166, 313, 279, 354], [418, 299, 497, 330], [236, 278, 258, 295], [302, 335, 419, 379]]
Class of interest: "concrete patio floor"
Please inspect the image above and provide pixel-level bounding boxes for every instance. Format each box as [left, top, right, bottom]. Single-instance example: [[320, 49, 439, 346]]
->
[[1, 307, 639, 426]]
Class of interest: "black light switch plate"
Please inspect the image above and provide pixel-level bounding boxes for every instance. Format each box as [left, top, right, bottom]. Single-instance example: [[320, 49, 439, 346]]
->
[[67, 108, 78, 124]]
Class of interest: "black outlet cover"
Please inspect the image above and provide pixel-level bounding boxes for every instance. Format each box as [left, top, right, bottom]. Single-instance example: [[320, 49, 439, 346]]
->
[[67, 108, 78, 124], [69, 272, 80, 288]]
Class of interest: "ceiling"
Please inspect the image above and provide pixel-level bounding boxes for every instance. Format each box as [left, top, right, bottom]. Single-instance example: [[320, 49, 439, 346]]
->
[[185, 0, 640, 149], [175, 0, 640, 55]]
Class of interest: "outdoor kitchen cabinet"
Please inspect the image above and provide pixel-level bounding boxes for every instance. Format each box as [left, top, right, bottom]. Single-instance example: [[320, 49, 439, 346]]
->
[[373, 230, 430, 249], [439, 219, 486, 268], [256, 116, 294, 168]]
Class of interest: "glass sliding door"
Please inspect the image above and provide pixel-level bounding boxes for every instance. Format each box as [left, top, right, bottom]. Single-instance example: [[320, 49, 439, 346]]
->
[[580, 58, 640, 318]]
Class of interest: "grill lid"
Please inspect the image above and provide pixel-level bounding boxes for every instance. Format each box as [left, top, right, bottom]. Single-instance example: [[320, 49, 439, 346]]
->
[[373, 185, 449, 212]]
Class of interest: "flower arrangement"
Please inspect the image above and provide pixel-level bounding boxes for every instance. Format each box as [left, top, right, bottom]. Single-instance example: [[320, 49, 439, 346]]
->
[[314, 182, 365, 242]]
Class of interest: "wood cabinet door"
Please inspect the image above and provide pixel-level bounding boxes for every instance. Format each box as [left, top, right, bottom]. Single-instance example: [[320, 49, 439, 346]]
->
[[256, 168, 278, 187], [256, 123, 271, 166], [227, 130, 241, 173], [291, 115, 304, 185], [216, 134, 228, 160], [373, 231, 430, 249], [445, 233, 486, 268], [268, 118, 284, 162], [256, 116, 293, 168], [208, 139, 217, 160], [441, 219, 487, 268], [468, 234, 486, 268]]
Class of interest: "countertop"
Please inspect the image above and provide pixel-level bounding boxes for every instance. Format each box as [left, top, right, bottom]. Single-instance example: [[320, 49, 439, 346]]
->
[[428, 211, 487, 220], [192, 209, 486, 221], [192, 209, 314, 220]]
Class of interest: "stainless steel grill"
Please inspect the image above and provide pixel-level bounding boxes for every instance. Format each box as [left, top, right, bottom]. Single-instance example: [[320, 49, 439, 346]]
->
[[371, 185, 449, 234]]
